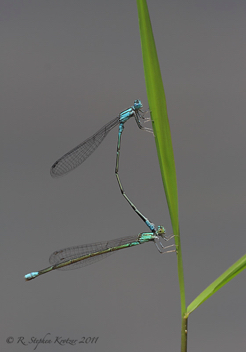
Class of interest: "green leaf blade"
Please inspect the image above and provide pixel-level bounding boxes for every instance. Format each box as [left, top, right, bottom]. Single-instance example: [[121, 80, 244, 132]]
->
[[136, 0, 179, 243], [187, 254, 246, 315], [136, 0, 185, 315]]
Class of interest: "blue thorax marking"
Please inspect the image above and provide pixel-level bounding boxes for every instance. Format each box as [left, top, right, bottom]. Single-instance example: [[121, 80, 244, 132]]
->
[[119, 107, 135, 124]]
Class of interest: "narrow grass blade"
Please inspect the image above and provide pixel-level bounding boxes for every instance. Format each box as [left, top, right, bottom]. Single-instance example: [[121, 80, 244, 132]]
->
[[137, 0, 179, 235], [187, 254, 246, 315], [136, 0, 185, 315]]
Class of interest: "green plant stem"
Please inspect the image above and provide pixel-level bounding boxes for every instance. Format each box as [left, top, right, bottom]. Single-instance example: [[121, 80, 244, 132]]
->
[[176, 236, 186, 316], [181, 316, 188, 352]]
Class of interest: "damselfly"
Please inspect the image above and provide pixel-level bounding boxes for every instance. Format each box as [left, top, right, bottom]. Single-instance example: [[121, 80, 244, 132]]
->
[[50, 100, 157, 232], [25, 226, 175, 281]]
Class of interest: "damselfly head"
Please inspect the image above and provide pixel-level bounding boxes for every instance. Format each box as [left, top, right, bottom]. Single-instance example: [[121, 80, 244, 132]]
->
[[156, 225, 166, 237], [133, 100, 143, 110]]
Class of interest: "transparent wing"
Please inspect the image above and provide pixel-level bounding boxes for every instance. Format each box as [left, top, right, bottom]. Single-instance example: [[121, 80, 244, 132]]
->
[[49, 235, 140, 270], [50, 116, 120, 177]]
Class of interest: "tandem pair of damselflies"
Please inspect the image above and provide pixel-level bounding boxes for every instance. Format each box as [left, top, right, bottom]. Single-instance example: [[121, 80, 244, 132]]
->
[[25, 100, 175, 281]]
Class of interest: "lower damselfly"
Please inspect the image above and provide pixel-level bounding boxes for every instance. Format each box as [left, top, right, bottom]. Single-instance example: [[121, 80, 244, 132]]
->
[[25, 226, 175, 281]]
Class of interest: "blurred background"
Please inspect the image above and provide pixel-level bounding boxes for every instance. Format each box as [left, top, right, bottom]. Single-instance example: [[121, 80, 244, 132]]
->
[[1, 1, 246, 351]]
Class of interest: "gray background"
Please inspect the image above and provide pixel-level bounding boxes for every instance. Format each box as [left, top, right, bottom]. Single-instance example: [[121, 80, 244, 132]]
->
[[1, 1, 246, 351]]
